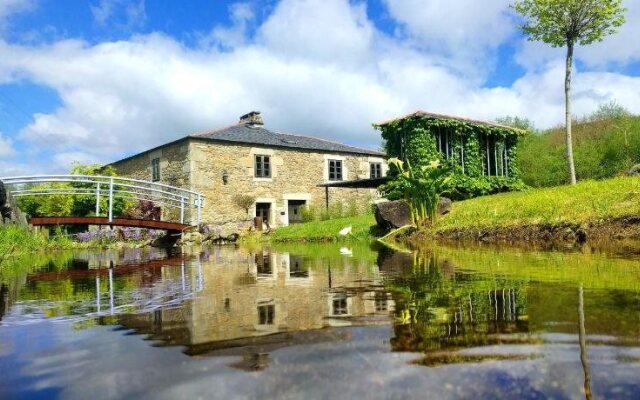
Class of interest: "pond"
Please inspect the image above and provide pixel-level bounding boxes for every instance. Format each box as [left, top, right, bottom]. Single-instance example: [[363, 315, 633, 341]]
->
[[0, 243, 639, 399]]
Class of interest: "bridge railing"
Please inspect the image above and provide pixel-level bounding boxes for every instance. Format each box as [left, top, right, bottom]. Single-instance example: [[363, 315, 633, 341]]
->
[[0, 175, 205, 226]]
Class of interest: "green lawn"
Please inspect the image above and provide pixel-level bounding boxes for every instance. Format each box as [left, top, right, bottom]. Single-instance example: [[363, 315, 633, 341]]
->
[[437, 176, 640, 230], [269, 176, 640, 242], [269, 214, 380, 242]]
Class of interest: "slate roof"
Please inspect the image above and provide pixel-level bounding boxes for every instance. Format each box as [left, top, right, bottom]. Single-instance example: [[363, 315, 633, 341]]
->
[[190, 123, 385, 156]]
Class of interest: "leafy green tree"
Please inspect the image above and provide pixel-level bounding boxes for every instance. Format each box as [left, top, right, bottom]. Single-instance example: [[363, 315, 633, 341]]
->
[[590, 100, 631, 122], [513, 0, 626, 185], [17, 163, 131, 217], [495, 116, 537, 133]]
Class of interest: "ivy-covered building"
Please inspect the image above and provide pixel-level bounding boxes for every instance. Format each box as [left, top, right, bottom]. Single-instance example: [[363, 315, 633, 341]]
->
[[374, 111, 527, 198]]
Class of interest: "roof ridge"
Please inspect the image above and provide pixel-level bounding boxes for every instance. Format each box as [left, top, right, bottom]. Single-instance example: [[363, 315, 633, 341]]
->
[[375, 110, 523, 131], [189, 123, 242, 138], [273, 130, 384, 155]]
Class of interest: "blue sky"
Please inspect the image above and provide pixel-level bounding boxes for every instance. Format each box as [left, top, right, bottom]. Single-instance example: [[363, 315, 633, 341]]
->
[[1, 0, 639, 175]]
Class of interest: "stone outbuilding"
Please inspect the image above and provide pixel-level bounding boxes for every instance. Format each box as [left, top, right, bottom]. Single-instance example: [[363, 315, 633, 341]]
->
[[108, 112, 387, 231]]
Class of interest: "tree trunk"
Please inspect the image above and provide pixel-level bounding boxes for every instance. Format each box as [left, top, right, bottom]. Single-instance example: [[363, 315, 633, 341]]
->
[[578, 285, 593, 400], [565, 41, 577, 184]]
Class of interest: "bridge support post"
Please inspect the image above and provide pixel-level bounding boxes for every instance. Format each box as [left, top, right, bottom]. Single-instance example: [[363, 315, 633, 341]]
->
[[108, 178, 114, 223], [95, 183, 101, 217], [180, 197, 185, 224]]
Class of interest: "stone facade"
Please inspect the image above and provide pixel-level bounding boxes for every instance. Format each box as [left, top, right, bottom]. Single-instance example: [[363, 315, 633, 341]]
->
[[112, 137, 386, 231], [119, 246, 394, 349]]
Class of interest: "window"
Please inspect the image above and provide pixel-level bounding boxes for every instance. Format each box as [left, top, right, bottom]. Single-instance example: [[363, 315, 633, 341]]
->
[[151, 158, 160, 182], [289, 255, 308, 278], [258, 304, 275, 325], [370, 162, 382, 178], [375, 292, 388, 312], [332, 296, 348, 316], [480, 135, 509, 177], [256, 251, 272, 276], [255, 155, 271, 178], [328, 159, 343, 181]]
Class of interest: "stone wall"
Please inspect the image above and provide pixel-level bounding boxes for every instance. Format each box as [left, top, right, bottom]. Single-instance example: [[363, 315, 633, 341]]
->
[[112, 138, 386, 231], [111, 140, 192, 222], [189, 139, 385, 230]]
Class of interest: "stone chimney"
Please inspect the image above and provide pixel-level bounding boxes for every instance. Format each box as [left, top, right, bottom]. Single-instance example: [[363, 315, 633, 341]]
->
[[239, 111, 263, 126]]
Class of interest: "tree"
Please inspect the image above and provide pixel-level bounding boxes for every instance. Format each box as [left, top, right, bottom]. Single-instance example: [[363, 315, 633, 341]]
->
[[233, 194, 256, 217], [513, 0, 626, 184], [495, 116, 537, 133]]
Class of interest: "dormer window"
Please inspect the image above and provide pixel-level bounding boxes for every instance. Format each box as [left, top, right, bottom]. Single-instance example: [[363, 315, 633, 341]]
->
[[255, 155, 271, 178], [328, 159, 343, 181]]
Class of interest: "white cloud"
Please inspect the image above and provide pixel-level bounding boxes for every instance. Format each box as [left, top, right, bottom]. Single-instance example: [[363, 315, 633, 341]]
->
[[383, 0, 515, 73], [203, 2, 255, 49], [0, 0, 35, 30], [0, 0, 639, 175], [90, 0, 146, 29], [0, 132, 15, 157]]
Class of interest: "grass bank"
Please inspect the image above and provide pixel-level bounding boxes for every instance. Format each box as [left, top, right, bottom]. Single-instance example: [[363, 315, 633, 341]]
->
[[0, 225, 75, 265], [270, 176, 640, 244], [269, 214, 381, 242], [438, 177, 639, 230]]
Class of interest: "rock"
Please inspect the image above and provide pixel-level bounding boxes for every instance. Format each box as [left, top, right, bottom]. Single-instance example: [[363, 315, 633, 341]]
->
[[374, 200, 413, 230], [226, 233, 240, 242], [628, 164, 640, 176], [438, 197, 452, 216], [179, 231, 202, 246]]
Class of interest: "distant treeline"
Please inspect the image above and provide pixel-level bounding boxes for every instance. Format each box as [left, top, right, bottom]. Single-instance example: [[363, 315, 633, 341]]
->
[[500, 103, 640, 187]]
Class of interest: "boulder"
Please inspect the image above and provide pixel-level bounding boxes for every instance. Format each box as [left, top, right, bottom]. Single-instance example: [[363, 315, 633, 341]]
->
[[177, 231, 202, 246], [374, 200, 413, 230], [438, 197, 452, 216]]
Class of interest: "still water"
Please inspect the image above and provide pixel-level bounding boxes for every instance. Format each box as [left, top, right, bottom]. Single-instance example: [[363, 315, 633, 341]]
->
[[0, 243, 639, 399]]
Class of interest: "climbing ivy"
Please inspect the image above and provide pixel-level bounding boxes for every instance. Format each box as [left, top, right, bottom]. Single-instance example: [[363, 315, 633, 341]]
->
[[375, 116, 527, 200]]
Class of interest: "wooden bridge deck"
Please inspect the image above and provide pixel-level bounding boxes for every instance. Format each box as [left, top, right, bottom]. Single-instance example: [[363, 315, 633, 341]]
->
[[29, 216, 191, 233]]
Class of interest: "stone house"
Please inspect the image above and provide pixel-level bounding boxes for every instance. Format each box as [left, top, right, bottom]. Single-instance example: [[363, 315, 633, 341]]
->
[[109, 112, 386, 230]]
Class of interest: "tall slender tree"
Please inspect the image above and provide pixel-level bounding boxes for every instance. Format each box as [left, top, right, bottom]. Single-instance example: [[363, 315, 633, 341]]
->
[[512, 0, 626, 184]]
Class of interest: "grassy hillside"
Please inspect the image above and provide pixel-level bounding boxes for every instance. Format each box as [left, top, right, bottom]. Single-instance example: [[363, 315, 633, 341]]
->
[[270, 176, 640, 242], [519, 116, 640, 187], [437, 176, 639, 230]]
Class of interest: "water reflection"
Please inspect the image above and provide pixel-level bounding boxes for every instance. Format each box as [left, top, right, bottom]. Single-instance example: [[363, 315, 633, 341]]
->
[[117, 247, 394, 358], [0, 243, 639, 399]]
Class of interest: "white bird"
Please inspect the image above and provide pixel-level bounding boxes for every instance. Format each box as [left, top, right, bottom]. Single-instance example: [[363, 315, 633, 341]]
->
[[338, 225, 352, 236], [340, 247, 353, 256]]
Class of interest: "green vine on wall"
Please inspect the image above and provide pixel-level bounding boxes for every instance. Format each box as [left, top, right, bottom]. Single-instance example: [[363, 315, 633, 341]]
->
[[375, 116, 527, 200]]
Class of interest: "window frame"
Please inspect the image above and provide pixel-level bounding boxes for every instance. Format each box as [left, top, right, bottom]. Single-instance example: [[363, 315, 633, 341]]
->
[[151, 158, 160, 182], [369, 162, 383, 179], [254, 155, 271, 178], [328, 159, 343, 181], [258, 304, 275, 325]]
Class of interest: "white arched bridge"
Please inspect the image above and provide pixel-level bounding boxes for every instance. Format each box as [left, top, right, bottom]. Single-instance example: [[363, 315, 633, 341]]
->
[[0, 175, 205, 234]]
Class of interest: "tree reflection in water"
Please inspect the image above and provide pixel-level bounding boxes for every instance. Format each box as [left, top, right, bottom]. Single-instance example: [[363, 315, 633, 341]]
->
[[384, 250, 529, 356]]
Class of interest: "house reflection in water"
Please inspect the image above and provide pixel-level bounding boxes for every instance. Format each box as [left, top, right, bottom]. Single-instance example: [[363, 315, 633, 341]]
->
[[118, 247, 394, 366]]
